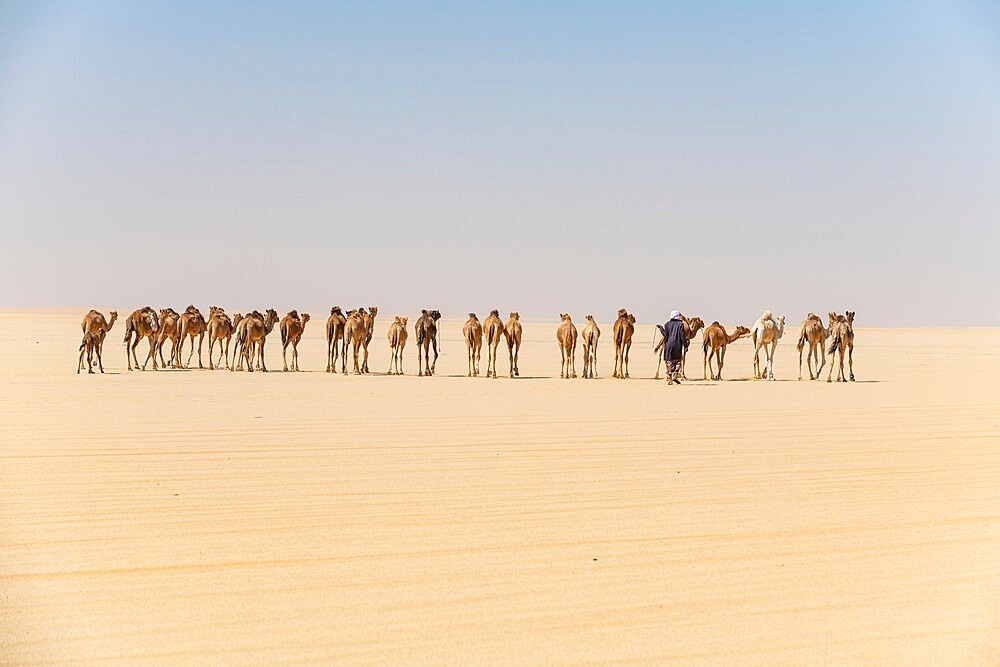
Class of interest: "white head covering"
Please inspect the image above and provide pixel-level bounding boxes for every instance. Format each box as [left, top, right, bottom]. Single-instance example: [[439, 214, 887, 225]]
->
[[669, 310, 681, 320]]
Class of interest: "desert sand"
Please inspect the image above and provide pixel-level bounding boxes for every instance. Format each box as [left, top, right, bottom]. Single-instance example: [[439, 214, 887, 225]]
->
[[2, 310, 999, 664]]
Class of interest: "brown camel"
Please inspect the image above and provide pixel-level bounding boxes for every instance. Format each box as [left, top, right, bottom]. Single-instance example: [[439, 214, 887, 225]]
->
[[124, 306, 160, 371], [557, 313, 578, 379], [796, 313, 828, 381], [155, 308, 181, 369], [360, 306, 378, 373], [176, 305, 207, 369], [826, 311, 856, 382], [482, 310, 506, 379], [505, 312, 522, 378], [343, 308, 369, 375], [81, 309, 117, 366], [463, 313, 484, 377], [581, 315, 601, 379], [77, 331, 104, 374], [325, 306, 347, 373], [612, 309, 635, 378], [415, 309, 442, 376], [233, 308, 278, 372], [280, 310, 310, 371], [231, 311, 259, 371], [206, 308, 236, 370], [701, 322, 752, 380], [386, 316, 408, 375]]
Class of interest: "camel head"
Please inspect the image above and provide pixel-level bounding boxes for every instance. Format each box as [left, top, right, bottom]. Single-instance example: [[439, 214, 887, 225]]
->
[[232, 313, 244, 326], [509, 311, 519, 321], [301, 313, 311, 324], [733, 325, 752, 340], [430, 309, 442, 322], [688, 316, 703, 331], [846, 311, 855, 325], [776, 315, 785, 332], [628, 314, 636, 325], [560, 313, 571, 322], [108, 311, 118, 323], [585, 314, 595, 322], [399, 316, 407, 327], [264, 309, 279, 328], [368, 306, 378, 318]]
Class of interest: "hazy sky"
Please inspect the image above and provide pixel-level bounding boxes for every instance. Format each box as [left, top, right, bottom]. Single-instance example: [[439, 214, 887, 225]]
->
[[2, 1, 999, 325]]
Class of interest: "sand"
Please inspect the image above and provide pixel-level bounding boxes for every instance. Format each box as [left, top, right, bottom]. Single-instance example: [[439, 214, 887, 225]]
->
[[2, 310, 999, 664]]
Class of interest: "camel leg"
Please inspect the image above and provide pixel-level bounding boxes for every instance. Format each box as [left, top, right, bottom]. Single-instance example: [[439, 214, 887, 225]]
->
[[186, 337, 196, 368], [196, 333, 204, 369], [96, 344, 104, 373], [680, 347, 686, 380], [560, 345, 566, 378], [571, 342, 578, 378], [767, 340, 777, 380], [282, 341, 290, 372], [362, 342, 370, 374], [513, 342, 520, 377], [848, 343, 855, 381], [431, 339, 438, 375], [624, 342, 631, 378], [142, 336, 157, 371], [78, 346, 85, 374], [591, 346, 598, 378]]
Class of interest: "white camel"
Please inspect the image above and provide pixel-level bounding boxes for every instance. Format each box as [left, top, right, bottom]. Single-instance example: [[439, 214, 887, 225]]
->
[[751, 311, 785, 381]]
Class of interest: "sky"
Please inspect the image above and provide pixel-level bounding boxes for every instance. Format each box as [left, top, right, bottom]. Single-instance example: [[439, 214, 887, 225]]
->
[[1, 1, 999, 326]]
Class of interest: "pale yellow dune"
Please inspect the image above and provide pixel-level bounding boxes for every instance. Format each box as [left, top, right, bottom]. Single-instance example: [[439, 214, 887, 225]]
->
[[1, 311, 999, 664]]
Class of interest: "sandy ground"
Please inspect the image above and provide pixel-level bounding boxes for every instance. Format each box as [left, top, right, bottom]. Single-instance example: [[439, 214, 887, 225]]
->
[[2, 310, 999, 665]]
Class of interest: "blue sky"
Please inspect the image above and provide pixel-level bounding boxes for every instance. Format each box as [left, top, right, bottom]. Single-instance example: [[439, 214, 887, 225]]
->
[[2, 1, 998, 324]]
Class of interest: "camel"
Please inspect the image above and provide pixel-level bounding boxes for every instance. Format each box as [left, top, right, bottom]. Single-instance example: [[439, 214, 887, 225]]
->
[[155, 308, 181, 369], [482, 310, 506, 379], [505, 312, 522, 378], [581, 315, 601, 379], [80, 310, 118, 373], [343, 308, 370, 375], [612, 309, 635, 378], [231, 311, 260, 371], [206, 308, 236, 370], [826, 311, 856, 382], [796, 313, 828, 381], [233, 308, 278, 372], [325, 306, 347, 373], [81, 309, 117, 365], [124, 306, 160, 371], [702, 322, 752, 380], [279, 310, 310, 372], [751, 311, 785, 380], [361, 306, 378, 373], [556, 313, 578, 379], [175, 305, 208, 369], [680, 316, 705, 379], [77, 331, 103, 374], [415, 309, 442, 376], [386, 316, 408, 375], [463, 313, 484, 377]]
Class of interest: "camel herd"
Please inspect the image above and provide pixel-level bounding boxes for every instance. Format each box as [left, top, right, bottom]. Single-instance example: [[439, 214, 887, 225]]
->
[[76, 305, 857, 383]]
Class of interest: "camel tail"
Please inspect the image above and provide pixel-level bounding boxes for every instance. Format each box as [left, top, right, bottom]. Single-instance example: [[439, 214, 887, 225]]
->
[[280, 323, 288, 346], [702, 337, 710, 356], [797, 330, 806, 352], [123, 320, 134, 346], [827, 330, 842, 356]]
